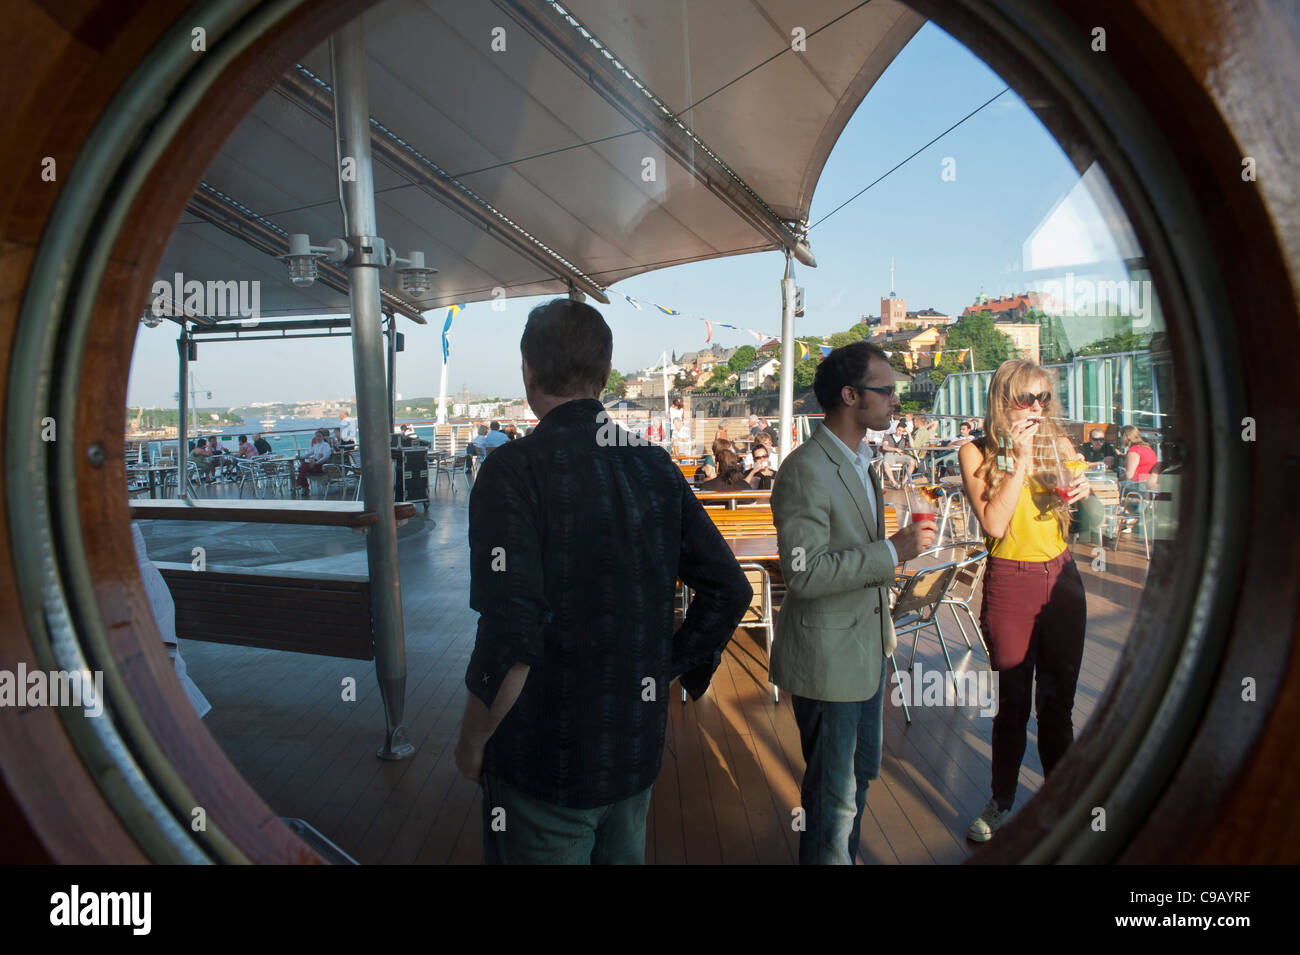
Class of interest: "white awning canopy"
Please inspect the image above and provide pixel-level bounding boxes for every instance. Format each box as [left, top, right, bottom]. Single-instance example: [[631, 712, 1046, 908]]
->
[[157, 0, 923, 318]]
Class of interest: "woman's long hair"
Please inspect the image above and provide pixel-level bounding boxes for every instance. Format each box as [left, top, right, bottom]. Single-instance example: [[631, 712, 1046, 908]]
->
[[1119, 424, 1147, 449], [974, 359, 1074, 537], [715, 448, 744, 484]]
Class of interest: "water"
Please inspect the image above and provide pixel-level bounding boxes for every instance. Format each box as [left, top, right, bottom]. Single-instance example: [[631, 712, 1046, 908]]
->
[[136, 416, 461, 461]]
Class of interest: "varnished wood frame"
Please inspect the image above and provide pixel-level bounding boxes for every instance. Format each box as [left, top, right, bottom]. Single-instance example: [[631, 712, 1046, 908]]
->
[[0, 0, 1295, 863]]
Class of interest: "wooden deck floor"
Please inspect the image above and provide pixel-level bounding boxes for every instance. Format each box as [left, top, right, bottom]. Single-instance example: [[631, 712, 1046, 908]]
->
[[143, 482, 1147, 864]]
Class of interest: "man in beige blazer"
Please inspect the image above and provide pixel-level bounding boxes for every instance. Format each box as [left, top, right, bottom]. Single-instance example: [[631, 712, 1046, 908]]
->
[[771, 342, 936, 864]]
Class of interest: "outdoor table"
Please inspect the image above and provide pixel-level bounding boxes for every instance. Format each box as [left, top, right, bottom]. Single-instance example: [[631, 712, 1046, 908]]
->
[[127, 463, 176, 499]]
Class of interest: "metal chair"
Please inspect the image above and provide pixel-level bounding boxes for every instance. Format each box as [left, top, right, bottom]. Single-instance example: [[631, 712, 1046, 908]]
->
[[888, 560, 960, 723], [1122, 487, 1159, 560], [234, 459, 261, 498], [431, 451, 460, 494], [321, 463, 359, 500], [1086, 474, 1123, 551], [934, 542, 990, 662], [678, 562, 778, 703]]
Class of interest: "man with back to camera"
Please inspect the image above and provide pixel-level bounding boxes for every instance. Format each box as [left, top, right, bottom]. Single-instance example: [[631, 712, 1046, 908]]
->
[[770, 341, 937, 864], [455, 298, 751, 864]]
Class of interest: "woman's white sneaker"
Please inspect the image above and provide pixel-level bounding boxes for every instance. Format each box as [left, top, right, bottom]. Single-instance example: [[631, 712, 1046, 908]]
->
[[967, 800, 1013, 842]]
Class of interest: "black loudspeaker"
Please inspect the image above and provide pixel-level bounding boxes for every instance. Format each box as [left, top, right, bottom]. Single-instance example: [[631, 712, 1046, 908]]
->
[[401, 447, 428, 502]]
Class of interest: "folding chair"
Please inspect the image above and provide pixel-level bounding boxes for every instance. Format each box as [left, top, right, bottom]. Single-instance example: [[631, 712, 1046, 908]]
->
[[937, 543, 990, 662], [888, 560, 960, 723], [1086, 474, 1123, 551], [1122, 487, 1159, 560], [678, 562, 778, 703], [235, 459, 261, 498], [321, 463, 358, 500]]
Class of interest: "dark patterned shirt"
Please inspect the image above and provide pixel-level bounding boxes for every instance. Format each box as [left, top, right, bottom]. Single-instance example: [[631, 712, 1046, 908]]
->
[[465, 399, 750, 808]]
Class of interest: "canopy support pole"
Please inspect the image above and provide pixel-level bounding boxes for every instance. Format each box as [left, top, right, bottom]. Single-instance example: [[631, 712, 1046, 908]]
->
[[778, 252, 796, 465], [176, 324, 190, 498], [332, 22, 413, 760], [386, 314, 397, 434]]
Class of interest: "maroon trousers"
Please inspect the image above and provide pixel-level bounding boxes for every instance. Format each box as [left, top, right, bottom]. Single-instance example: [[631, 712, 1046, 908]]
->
[[979, 549, 1087, 808], [297, 459, 325, 488]]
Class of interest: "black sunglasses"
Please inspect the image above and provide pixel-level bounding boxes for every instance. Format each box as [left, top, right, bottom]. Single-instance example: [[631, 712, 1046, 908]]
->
[[1011, 391, 1052, 409], [852, 384, 895, 397]]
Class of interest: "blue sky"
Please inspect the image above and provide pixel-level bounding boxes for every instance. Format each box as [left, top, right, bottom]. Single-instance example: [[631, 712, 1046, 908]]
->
[[128, 21, 1090, 409]]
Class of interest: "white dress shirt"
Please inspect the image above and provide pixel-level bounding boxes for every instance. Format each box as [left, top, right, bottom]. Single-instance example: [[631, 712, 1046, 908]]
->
[[821, 426, 899, 567]]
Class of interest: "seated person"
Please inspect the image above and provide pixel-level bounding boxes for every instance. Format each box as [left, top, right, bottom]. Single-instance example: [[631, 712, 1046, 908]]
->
[[253, 433, 273, 455], [750, 431, 779, 469], [295, 429, 333, 495], [692, 453, 717, 485], [481, 420, 510, 453], [933, 421, 974, 479], [1081, 429, 1118, 470], [398, 423, 430, 447], [745, 444, 776, 491], [1118, 425, 1160, 528], [881, 423, 917, 487], [237, 434, 259, 459], [188, 438, 214, 482], [910, 414, 934, 449], [699, 449, 754, 503], [465, 425, 489, 477]]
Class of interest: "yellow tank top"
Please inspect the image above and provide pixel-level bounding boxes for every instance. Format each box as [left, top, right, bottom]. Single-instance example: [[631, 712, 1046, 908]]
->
[[985, 475, 1068, 562]]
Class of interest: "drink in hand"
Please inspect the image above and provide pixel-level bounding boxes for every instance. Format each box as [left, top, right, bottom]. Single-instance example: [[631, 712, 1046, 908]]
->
[[909, 484, 942, 525]]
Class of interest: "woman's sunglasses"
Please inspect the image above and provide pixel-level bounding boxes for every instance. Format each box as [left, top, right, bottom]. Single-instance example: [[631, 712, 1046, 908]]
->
[[1010, 391, 1052, 409]]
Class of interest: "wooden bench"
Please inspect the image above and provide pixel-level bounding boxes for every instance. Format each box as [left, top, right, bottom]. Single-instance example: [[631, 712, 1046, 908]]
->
[[156, 563, 375, 660], [132, 500, 417, 660], [706, 505, 775, 538]]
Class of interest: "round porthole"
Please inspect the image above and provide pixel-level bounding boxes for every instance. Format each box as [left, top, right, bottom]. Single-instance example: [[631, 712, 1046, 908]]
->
[[2, 0, 1295, 864]]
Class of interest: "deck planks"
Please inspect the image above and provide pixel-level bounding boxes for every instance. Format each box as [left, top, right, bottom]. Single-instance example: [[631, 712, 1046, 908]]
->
[[150, 483, 1145, 865]]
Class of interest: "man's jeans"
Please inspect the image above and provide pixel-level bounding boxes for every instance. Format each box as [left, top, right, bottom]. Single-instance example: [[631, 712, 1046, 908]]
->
[[790, 667, 887, 865], [481, 774, 653, 864]]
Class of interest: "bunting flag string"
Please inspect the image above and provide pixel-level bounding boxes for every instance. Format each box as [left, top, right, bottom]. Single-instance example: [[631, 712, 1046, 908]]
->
[[617, 291, 780, 346]]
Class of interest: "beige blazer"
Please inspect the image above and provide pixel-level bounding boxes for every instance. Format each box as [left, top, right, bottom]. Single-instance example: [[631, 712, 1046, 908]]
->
[[770, 426, 897, 702]]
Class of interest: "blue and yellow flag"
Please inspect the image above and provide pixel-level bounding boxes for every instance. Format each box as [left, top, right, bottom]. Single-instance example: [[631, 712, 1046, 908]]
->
[[442, 303, 464, 364]]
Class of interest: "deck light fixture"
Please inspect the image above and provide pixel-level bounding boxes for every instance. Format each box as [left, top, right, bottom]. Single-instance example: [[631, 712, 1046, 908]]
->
[[387, 248, 437, 297], [280, 233, 348, 288]]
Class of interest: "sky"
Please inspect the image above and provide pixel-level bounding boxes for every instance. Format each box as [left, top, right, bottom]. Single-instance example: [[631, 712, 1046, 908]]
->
[[127, 21, 1100, 409]]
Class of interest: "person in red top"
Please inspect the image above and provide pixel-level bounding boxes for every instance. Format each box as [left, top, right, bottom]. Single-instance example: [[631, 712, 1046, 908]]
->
[[1120, 425, 1158, 483], [1119, 424, 1158, 531]]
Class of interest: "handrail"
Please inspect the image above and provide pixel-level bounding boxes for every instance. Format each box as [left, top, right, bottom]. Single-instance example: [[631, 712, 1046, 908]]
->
[[129, 499, 416, 527]]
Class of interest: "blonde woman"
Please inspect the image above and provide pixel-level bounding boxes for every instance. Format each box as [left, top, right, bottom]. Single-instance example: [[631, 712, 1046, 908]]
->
[[1119, 424, 1159, 488], [958, 359, 1091, 843]]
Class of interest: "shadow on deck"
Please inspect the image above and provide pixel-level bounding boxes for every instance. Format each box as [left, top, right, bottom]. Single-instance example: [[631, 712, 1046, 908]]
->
[[138, 482, 1145, 864]]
